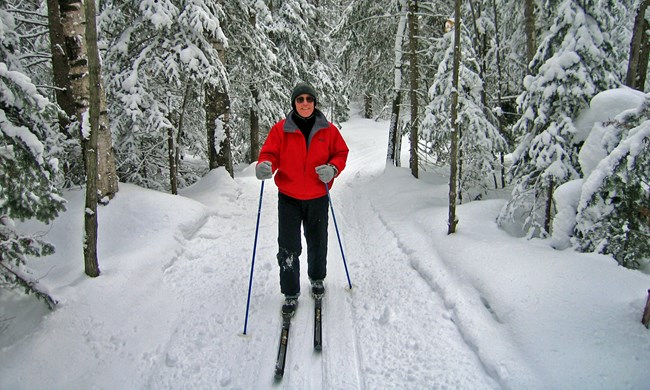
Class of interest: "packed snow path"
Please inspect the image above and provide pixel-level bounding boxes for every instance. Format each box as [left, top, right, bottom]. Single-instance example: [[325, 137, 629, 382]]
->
[[153, 116, 512, 388]]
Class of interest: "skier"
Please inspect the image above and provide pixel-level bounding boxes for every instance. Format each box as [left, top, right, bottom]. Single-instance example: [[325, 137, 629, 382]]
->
[[255, 82, 349, 317]]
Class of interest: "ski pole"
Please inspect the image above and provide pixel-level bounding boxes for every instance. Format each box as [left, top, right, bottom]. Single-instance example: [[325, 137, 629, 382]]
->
[[243, 180, 265, 335], [325, 182, 352, 289]]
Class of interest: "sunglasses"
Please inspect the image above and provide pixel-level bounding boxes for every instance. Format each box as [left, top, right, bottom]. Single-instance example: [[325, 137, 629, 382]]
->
[[295, 96, 315, 103]]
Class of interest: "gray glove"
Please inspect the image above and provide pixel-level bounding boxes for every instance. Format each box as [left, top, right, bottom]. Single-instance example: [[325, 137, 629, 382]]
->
[[256, 161, 272, 180], [315, 164, 337, 183]]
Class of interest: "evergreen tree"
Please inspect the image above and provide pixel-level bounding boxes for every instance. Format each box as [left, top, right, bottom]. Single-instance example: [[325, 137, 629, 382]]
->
[[268, 0, 348, 121], [423, 20, 507, 201], [498, 0, 620, 237], [339, 0, 400, 118], [100, 0, 228, 190], [220, 0, 285, 163], [1, 8, 64, 306], [574, 95, 650, 269]]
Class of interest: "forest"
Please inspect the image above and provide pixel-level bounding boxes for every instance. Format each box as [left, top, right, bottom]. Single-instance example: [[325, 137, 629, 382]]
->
[[1, 0, 649, 302]]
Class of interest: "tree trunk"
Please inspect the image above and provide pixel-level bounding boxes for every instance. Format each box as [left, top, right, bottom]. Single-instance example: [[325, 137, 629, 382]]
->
[[626, 0, 650, 91], [544, 179, 555, 236], [642, 290, 650, 329], [46, 0, 75, 138], [96, 89, 118, 202], [249, 85, 261, 163], [364, 93, 372, 118], [448, 0, 462, 234], [83, 0, 101, 277], [167, 126, 178, 195], [524, 0, 536, 69], [387, 0, 407, 166], [205, 39, 233, 177], [407, 0, 420, 179], [493, 0, 507, 189], [388, 91, 402, 164], [56, 0, 118, 201]]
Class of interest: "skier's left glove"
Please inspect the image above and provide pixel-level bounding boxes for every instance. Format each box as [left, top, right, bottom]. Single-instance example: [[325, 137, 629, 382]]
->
[[315, 164, 337, 183]]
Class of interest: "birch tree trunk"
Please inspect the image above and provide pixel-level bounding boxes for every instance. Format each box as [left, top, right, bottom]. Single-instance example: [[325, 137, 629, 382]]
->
[[407, 0, 420, 179], [55, 0, 118, 201], [448, 0, 462, 234], [626, 0, 649, 91], [387, 0, 407, 166]]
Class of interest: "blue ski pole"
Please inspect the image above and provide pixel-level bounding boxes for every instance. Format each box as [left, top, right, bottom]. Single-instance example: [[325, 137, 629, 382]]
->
[[243, 180, 265, 335], [325, 182, 352, 289]]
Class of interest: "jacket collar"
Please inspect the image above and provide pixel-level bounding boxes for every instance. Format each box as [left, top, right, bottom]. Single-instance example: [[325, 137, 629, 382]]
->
[[283, 109, 329, 134]]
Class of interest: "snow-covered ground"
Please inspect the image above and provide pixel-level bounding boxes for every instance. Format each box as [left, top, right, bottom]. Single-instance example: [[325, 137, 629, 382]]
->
[[1, 110, 649, 389]]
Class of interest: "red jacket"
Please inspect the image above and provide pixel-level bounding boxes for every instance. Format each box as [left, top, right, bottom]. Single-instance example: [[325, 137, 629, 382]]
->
[[258, 110, 349, 200]]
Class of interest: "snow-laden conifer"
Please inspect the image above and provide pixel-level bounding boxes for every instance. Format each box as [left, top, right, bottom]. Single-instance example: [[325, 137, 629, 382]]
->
[[1, 9, 64, 306], [100, 0, 228, 190], [268, 0, 348, 121], [498, 0, 620, 237], [423, 23, 507, 201], [574, 95, 650, 269]]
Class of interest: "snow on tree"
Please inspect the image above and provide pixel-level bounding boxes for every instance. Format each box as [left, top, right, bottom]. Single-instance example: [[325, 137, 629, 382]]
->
[[498, 0, 620, 237], [1, 9, 65, 306], [267, 0, 348, 121], [338, 0, 401, 119], [423, 22, 507, 202], [573, 94, 650, 269], [100, 0, 228, 190], [219, 0, 286, 163]]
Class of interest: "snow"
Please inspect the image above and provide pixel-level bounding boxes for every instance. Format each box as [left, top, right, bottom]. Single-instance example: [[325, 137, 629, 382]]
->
[[2, 110, 650, 389], [576, 87, 646, 171]]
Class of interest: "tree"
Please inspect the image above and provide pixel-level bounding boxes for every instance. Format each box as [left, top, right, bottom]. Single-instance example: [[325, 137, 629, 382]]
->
[[220, 0, 284, 165], [206, 34, 233, 176], [524, 0, 536, 68], [1, 7, 65, 305], [387, 0, 408, 166], [498, 0, 620, 237], [423, 16, 506, 202], [448, 0, 461, 234], [100, 0, 228, 191], [407, 0, 420, 178], [56, 0, 118, 201], [82, 0, 103, 277], [268, 0, 348, 121], [574, 96, 650, 269]]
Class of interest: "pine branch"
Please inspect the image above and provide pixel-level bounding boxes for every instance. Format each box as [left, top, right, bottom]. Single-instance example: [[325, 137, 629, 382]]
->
[[0, 262, 57, 311]]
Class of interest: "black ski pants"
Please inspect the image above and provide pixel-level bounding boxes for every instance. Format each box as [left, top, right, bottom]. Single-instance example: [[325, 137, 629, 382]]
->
[[276, 192, 329, 297]]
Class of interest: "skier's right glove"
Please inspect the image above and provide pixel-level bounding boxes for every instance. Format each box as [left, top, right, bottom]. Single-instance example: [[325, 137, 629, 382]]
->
[[256, 161, 273, 180]]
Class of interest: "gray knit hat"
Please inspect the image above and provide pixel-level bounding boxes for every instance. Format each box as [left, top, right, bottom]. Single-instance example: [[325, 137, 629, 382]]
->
[[291, 82, 317, 109]]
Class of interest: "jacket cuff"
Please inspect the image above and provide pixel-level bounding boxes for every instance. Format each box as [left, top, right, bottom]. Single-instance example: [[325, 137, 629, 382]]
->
[[327, 163, 339, 177]]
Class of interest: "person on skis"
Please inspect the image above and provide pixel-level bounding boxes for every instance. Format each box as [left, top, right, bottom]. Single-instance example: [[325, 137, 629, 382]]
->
[[255, 82, 349, 317]]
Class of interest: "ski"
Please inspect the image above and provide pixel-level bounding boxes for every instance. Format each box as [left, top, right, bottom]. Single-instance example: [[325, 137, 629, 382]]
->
[[314, 297, 322, 351], [274, 314, 291, 380]]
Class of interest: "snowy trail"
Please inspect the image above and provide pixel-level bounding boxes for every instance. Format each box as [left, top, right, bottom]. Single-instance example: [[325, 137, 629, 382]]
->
[[146, 116, 500, 388], [334, 187, 499, 389]]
